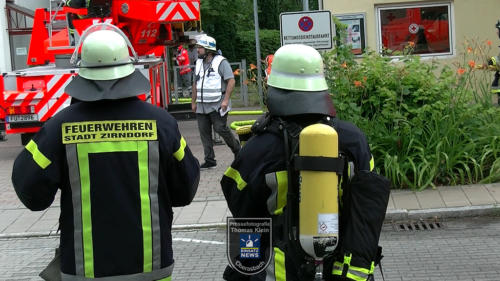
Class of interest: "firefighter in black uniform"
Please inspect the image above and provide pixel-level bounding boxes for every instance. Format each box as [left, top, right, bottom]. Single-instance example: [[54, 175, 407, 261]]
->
[[11, 25, 200, 280], [221, 44, 376, 281]]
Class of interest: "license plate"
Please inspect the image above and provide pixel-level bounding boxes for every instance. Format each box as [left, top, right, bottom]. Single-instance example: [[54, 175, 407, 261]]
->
[[6, 114, 39, 123]]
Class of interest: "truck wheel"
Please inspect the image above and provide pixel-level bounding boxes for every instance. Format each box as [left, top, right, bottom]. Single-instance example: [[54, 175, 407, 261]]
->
[[21, 133, 35, 146]]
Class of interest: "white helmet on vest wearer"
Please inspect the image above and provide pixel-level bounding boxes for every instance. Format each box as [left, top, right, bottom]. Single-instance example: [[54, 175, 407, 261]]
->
[[196, 35, 217, 52]]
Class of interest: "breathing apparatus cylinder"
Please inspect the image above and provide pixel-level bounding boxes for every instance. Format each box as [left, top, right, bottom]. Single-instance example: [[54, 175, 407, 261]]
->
[[298, 123, 339, 260]]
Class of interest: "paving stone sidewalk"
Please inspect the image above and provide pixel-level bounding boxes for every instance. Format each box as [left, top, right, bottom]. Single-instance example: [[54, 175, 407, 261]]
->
[[1, 118, 499, 237]]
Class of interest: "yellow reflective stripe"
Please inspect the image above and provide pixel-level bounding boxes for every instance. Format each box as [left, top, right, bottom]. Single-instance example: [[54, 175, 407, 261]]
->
[[349, 264, 372, 275], [173, 137, 186, 161], [76, 143, 95, 278], [332, 261, 343, 275], [274, 247, 286, 281], [25, 140, 51, 169], [76, 141, 153, 277], [492, 56, 497, 66], [274, 171, 288, 215], [224, 167, 247, 190], [138, 142, 153, 272], [346, 271, 368, 281], [344, 253, 352, 266], [333, 254, 374, 280], [491, 89, 500, 93], [369, 155, 375, 171]]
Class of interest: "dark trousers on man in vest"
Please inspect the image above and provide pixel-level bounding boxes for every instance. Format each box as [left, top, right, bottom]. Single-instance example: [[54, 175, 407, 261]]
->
[[196, 111, 240, 165]]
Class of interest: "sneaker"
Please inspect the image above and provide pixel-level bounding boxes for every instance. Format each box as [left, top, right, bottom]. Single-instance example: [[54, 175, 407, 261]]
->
[[200, 162, 217, 169]]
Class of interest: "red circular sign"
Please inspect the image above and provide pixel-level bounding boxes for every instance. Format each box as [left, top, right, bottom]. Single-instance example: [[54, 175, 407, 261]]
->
[[298, 16, 314, 32]]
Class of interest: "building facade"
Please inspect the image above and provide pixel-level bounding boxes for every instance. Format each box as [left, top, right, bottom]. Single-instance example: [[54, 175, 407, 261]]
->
[[325, 0, 498, 59]]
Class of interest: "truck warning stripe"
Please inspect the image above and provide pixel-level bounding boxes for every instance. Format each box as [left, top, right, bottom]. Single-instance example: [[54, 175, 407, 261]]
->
[[35, 74, 72, 114], [62, 120, 158, 144]]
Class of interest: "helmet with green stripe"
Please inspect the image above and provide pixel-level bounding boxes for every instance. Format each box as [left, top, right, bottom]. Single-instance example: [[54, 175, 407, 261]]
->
[[266, 44, 335, 117]]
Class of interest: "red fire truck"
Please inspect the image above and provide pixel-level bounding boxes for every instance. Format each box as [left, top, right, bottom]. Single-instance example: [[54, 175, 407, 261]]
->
[[1, 0, 200, 144], [380, 7, 450, 54]]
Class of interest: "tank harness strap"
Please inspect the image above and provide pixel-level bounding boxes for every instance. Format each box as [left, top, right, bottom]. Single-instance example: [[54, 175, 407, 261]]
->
[[293, 155, 344, 173]]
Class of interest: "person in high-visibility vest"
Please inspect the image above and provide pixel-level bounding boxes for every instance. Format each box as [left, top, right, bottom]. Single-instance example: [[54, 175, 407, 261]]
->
[[191, 34, 241, 169], [11, 24, 200, 280], [487, 20, 500, 104]]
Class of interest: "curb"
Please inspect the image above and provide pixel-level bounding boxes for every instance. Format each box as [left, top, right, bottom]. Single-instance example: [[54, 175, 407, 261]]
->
[[2, 205, 499, 239], [385, 204, 500, 221]]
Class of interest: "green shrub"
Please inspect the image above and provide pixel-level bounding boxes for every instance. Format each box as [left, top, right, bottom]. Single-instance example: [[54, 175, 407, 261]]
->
[[324, 23, 500, 189]]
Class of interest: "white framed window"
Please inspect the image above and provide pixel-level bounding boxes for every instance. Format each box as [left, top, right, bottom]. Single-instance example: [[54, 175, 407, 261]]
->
[[375, 2, 454, 57], [335, 13, 368, 56]]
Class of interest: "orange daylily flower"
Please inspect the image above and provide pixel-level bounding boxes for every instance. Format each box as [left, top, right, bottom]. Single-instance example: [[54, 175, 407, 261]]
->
[[468, 60, 476, 68], [457, 68, 466, 75], [233, 69, 240, 75], [408, 41, 415, 47], [467, 47, 473, 53], [487, 40, 492, 46], [250, 64, 257, 70], [341, 62, 347, 68], [353, 80, 362, 87]]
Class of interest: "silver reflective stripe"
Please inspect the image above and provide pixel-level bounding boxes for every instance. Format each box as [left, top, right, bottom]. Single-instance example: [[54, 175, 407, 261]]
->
[[66, 144, 85, 276], [265, 173, 278, 214], [61, 263, 174, 281], [265, 248, 276, 281], [270, 69, 324, 79], [196, 88, 222, 93], [348, 161, 355, 180], [347, 268, 369, 280], [148, 141, 161, 270]]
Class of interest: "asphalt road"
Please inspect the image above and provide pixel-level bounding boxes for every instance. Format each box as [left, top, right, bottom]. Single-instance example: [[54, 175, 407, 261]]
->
[[1, 216, 500, 281]]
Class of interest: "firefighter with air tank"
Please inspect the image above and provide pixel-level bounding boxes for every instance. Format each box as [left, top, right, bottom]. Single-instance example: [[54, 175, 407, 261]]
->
[[221, 44, 390, 281]]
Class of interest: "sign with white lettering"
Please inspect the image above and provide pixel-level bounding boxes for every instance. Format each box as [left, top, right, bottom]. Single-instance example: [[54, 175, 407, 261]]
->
[[280, 10, 333, 50]]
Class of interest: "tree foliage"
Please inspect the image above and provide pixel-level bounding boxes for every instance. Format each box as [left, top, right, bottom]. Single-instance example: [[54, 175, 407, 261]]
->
[[200, 0, 319, 63]]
